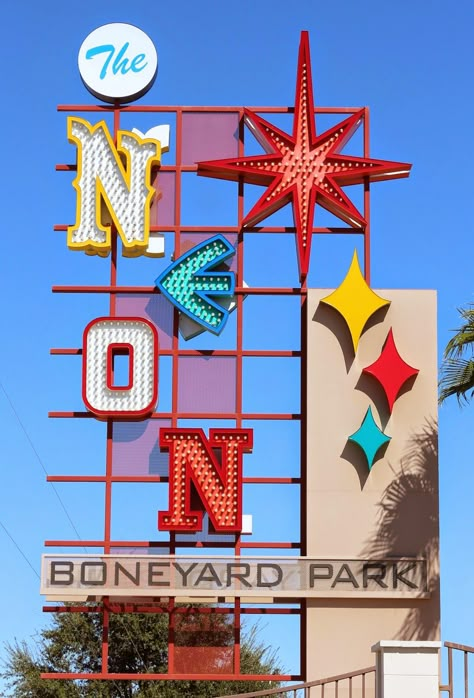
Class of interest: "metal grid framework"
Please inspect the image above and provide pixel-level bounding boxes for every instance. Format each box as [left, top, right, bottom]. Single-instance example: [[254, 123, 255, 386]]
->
[[44, 101, 371, 683]]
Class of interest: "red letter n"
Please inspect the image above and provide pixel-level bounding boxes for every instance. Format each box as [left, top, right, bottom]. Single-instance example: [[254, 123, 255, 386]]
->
[[158, 428, 253, 533]]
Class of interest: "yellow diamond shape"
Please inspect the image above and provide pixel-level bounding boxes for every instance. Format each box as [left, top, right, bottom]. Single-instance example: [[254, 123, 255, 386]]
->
[[321, 250, 390, 352]]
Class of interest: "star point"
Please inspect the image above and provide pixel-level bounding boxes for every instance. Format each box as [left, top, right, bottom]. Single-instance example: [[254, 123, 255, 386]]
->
[[363, 329, 420, 412], [320, 250, 390, 353], [349, 406, 391, 471], [197, 31, 411, 278]]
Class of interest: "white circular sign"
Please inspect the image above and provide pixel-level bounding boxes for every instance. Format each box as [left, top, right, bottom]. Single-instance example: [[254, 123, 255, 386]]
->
[[78, 23, 158, 104]]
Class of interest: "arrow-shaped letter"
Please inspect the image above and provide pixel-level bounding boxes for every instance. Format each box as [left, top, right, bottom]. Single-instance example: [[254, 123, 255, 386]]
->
[[155, 234, 236, 335]]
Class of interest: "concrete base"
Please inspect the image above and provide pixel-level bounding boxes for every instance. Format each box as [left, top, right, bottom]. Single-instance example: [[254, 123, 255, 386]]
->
[[372, 641, 441, 698]]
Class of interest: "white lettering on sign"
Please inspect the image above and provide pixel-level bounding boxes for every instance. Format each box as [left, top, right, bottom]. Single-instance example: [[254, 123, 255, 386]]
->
[[67, 117, 161, 257], [82, 317, 158, 419], [78, 23, 158, 103]]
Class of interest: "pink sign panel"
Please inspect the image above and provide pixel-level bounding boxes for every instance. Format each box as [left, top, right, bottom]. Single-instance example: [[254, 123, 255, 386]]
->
[[181, 112, 239, 165]]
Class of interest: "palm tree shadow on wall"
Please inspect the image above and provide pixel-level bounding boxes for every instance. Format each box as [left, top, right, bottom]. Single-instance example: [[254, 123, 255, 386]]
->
[[361, 418, 439, 640]]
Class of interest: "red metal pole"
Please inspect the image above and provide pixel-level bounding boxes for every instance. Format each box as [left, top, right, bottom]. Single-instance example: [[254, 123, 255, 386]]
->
[[363, 107, 371, 285]]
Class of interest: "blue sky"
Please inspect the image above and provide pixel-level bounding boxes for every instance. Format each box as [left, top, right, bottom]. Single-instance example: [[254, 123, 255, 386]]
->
[[1, 0, 474, 687]]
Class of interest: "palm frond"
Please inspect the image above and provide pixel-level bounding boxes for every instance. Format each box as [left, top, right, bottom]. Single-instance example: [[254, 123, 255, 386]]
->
[[444, 305, 474, 358], [439, 358, 474, 404]]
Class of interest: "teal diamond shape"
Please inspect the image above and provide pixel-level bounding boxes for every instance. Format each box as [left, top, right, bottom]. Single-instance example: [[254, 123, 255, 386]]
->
[[348, 406, 391, 471]]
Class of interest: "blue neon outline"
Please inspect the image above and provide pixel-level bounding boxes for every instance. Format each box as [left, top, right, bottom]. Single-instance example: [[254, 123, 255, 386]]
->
[[155, 234, 236, 335]]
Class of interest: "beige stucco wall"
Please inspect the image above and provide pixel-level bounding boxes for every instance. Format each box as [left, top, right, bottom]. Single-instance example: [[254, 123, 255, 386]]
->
[[306, 289, 439, 680]]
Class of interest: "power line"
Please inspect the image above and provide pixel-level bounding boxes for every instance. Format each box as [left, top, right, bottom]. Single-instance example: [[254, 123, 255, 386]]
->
[[0, 381, 87, 553], [0, 519, 40, 580], [0, 383, 151, 683]]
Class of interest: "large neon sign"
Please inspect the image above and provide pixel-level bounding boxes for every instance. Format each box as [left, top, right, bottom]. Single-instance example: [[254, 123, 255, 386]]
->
[[42, 25, 439, 687]]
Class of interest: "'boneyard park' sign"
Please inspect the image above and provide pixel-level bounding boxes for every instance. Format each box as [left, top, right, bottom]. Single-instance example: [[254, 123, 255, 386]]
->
[[42, 555, 428, 598]]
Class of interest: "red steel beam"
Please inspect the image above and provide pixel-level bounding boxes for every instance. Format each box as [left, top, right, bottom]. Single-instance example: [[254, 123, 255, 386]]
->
[[51, 285, 307, 295], [46, 475, 300, 484], [50, 348, 302, 357], [44, 539, 301, 547], [41, 672, 297, 681], [43, 605, 301, 615], [57, 102, 359, 113], [54, 224, 361, 234], [44, 407, 288, 424]]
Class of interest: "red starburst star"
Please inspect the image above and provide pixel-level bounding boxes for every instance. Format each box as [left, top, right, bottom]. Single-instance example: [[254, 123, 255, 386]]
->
[[197, 32, 411, 278]]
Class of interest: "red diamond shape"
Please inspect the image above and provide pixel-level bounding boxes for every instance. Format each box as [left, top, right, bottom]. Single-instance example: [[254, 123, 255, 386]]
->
[[363, 329, 419, 413]]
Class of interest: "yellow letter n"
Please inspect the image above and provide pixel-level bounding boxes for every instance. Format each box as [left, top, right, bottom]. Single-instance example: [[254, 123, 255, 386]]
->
[[67, 117, 161, 257]]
